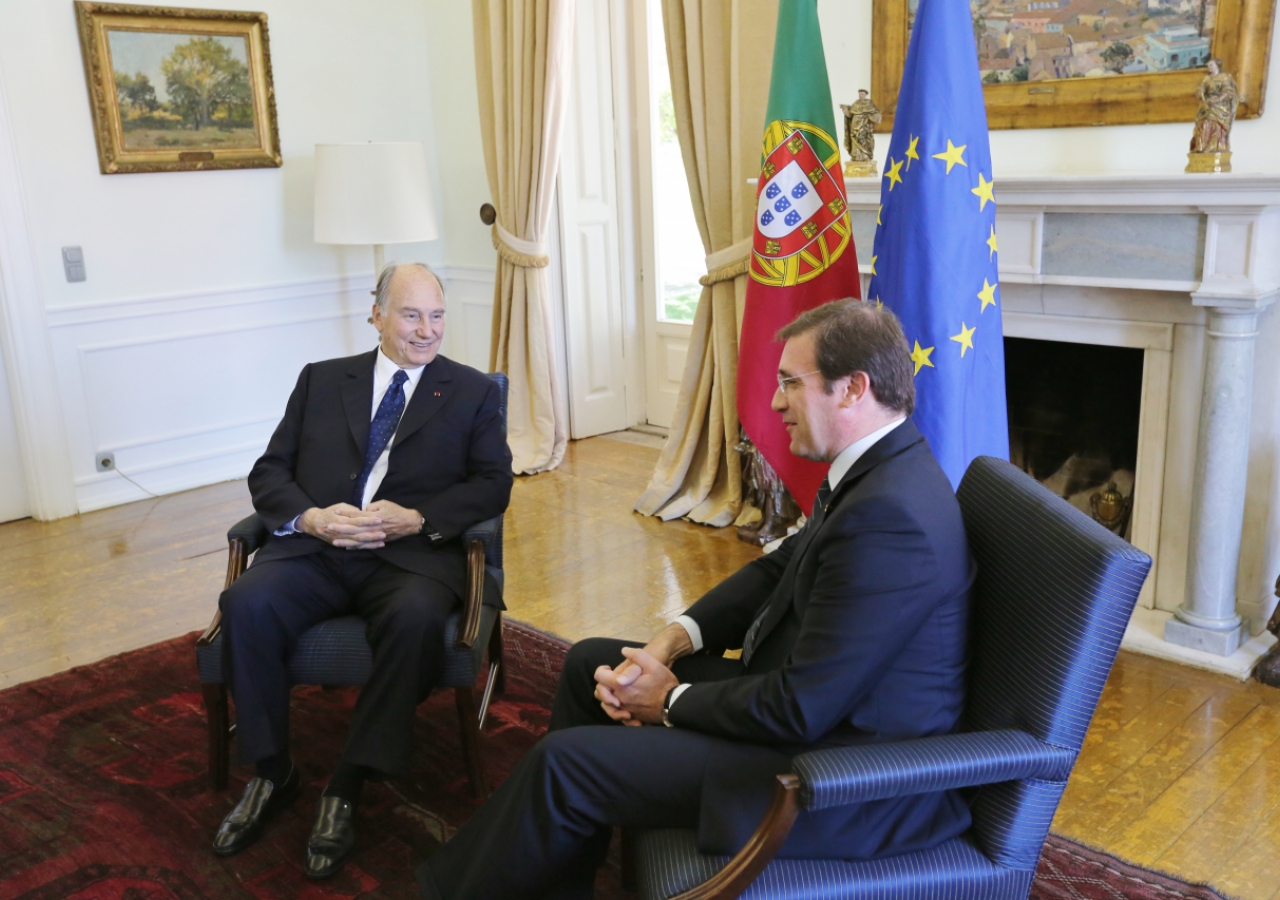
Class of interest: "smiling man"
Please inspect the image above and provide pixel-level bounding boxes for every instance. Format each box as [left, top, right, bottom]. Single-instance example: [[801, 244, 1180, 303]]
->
[[212, 263, 512, 878], [418, 300, 974, 900]]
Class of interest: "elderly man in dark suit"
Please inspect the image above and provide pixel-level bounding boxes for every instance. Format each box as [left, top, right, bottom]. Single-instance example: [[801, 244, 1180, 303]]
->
[[212, 263, 513, 878], [418, 300, 974, 900]]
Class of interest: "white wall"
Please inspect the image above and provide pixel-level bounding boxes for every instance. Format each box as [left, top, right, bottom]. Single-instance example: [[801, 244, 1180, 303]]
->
[[0, 0, 448, 304], [817, 0, 1280, 175], [0, 0, 497, 512]]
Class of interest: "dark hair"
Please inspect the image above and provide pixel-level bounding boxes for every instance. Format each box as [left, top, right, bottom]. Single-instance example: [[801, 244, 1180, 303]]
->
[[776, 299, 915, 414]]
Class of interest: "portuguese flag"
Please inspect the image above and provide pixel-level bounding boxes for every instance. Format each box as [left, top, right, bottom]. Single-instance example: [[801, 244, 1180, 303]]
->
[[739, 0, 861, 515]]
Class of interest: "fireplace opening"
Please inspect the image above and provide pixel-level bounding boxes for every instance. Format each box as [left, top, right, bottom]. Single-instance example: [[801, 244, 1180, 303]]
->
[[1004, 337, 1144, 539]]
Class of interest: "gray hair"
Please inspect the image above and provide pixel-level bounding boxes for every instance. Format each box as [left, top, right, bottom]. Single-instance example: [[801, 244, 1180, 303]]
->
[[374, 262, 446, 314]]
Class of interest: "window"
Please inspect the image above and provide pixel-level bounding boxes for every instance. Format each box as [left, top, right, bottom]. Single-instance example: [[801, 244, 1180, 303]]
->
[[646, 2, 703, 324]]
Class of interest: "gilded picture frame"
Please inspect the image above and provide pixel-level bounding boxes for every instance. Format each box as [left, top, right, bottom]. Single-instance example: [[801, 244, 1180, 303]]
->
[[871, 0, 1276, 130], [75, 2, 282, 174]]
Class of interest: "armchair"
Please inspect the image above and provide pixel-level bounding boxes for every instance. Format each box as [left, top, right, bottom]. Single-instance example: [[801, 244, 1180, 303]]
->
[[195, 372, 509, 800], [631, 455, 1152, 900]]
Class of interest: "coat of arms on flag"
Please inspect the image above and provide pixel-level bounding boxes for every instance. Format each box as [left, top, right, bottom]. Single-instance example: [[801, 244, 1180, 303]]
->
[[750, 120, 851, 288], [737, 0, 861, 515]]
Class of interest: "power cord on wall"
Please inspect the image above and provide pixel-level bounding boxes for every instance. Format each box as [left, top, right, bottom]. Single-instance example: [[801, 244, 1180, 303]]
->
[[98, 456, 162, 499]]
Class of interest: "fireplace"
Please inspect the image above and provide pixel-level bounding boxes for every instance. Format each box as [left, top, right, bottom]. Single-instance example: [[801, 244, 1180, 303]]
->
[[845, 173, 1280, 676], [1005, 337, 1145, 540]]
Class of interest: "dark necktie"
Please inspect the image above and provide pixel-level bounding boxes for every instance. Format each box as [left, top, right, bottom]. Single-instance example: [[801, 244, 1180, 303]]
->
[[352, 369, 409, 507], [741, 479, 834, 665]]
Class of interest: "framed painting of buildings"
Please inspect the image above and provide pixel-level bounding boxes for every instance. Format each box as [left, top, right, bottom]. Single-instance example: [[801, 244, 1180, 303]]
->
[[75, 2, 282, 174], [871, 0, 1275, 130]]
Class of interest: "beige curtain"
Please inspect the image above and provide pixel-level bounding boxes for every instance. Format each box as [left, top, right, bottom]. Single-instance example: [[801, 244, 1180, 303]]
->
[[473, 0, 573, 474], [634, 0, 777, 525]]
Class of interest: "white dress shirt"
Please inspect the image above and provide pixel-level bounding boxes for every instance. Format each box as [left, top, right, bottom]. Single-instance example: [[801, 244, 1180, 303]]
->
[[275, 348, 426, 535], [665, 415, 907, 719]]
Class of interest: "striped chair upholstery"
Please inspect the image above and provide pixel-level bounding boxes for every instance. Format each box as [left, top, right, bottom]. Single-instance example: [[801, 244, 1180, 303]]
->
[[196, 372, 508, 799], [634, 455, 1151, 900]]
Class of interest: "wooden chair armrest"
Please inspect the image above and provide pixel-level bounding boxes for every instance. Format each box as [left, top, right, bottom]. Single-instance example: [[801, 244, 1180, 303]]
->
[[456, 538, 486, 650], [196, 536, 251, 647], [670, 774, 801, 900], [197, 609, 222, 647]]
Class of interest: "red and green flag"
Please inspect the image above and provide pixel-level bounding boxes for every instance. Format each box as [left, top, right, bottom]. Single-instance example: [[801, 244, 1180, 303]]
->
[[739, 0, 861, 514]]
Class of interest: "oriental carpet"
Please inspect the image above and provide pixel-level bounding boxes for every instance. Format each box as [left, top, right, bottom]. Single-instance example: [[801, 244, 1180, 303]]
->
[[0, 622, 1231, 900]]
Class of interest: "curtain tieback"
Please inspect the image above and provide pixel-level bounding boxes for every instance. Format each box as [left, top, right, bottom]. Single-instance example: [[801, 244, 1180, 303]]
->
[[699, 237, 753, 286], [492, 223, 550, 268]]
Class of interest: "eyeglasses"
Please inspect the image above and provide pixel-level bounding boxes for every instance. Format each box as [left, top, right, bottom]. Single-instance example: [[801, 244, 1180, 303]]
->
[[775, 370, 822, 393]]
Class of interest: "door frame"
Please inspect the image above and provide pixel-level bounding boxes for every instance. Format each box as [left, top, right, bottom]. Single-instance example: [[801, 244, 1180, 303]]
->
[[0, 62, 76, 519]]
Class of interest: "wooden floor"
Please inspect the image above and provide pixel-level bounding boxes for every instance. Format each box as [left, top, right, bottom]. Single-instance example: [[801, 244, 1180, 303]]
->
[[2, 433, 1279, 897]]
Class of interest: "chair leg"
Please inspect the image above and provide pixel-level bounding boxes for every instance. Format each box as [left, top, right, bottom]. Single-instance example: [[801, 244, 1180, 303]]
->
[[201, 682, 231, 792], [488, 610, 506, 695], [455, 686, 488, 800]]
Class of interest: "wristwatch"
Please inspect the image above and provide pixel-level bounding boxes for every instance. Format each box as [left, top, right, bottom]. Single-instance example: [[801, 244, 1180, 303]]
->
[[661, 686, 677, 728]]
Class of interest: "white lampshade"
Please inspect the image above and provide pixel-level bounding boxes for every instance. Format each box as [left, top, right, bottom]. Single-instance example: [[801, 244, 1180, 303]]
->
[[313, 142, 439, 245]]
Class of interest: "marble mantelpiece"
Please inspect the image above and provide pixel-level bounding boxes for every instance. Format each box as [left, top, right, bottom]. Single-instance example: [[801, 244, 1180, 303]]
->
[[844, 172, 1280, 678]]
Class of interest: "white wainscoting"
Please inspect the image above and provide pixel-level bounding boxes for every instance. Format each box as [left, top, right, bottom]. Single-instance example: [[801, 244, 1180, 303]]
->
[[443, 264, 498, 375], [47, 265, 496, 513]]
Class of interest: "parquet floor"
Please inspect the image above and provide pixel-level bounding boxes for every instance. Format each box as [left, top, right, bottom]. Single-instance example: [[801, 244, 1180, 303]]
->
[[2, 433, 1278, 897]]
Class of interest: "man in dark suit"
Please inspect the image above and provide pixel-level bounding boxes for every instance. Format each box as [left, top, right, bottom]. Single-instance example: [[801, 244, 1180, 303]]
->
[[212, 263, 513, 878], [418, 299, 973, 900]]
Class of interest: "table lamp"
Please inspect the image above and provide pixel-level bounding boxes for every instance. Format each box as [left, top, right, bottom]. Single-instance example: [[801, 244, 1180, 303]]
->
[[313, 142, 439, 279]]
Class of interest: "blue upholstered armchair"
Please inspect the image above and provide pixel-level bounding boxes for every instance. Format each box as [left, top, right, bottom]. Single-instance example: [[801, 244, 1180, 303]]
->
[[195, 373, 509, 800], [630, 455, 1152, 900]]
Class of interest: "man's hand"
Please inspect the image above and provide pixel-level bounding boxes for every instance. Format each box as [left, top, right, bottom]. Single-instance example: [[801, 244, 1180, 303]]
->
[[594, 647, 680, 727], [299, 503, 387, 549], [364, 499, 424, 542], [594, 623, 694, 724], [596, 622, 691, 706]]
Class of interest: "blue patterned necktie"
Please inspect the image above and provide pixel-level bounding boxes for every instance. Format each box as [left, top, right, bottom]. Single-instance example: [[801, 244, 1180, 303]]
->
[[352, 369, 409, 507], [741, 479, 834, 665]]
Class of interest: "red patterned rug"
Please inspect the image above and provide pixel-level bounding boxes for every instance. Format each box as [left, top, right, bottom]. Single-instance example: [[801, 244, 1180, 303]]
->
[[0, 622, 1230, 900]]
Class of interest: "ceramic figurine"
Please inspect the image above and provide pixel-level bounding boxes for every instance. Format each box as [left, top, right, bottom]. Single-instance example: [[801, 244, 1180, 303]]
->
[[1186, 59, 1238, 173], [841, 90, 881, 178]]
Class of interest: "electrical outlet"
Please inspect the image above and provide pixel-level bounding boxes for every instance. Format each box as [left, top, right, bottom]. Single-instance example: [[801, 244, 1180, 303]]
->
[[95, 452, 115, 472]]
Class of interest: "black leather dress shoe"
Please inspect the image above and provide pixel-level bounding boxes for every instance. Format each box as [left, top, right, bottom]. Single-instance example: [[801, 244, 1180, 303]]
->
[[305, 795, 357, 879], [212, 765, 301, 856]]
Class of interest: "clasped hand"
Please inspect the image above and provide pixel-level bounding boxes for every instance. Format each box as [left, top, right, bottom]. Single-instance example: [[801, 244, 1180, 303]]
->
[[593, 623, 691, 726], [299, 500, 422, 550]]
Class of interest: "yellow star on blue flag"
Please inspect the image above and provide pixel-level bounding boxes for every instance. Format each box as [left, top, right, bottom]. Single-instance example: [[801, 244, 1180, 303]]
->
[[865, 0, 1008, 486]]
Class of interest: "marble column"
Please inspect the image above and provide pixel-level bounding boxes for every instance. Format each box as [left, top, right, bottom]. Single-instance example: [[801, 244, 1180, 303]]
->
[[1165, 307, 1258, 656]]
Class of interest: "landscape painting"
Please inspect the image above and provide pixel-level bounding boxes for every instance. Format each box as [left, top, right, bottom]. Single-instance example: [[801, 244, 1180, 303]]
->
[[75, 3, 281, 174], [108, 29, 258, 151]]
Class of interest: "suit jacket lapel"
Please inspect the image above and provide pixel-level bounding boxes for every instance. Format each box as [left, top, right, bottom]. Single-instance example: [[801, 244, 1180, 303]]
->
[[826, 418, 926, 505], [391, 356, 454, 449], [751, 419, 928, 662], [340, 350, 379, 458]]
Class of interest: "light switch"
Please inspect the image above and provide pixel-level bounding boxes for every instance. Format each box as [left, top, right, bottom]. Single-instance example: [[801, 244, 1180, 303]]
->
[[62, 246, 85, 283]]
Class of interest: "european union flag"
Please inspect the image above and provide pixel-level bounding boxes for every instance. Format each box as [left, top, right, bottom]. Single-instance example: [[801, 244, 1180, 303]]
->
[[866, 0, 1009, 488]]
